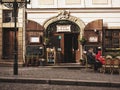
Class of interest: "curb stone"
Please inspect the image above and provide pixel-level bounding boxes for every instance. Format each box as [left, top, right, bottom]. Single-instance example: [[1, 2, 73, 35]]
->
[[0, 77, 120, 87]]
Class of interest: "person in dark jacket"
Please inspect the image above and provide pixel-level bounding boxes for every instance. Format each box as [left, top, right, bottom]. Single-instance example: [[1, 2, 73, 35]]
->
[[87, 48, 96, 65]]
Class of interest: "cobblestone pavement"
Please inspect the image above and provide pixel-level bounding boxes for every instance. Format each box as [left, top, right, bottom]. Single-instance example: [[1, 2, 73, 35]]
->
[[0, 66, 120, 82], [0, 83, 120, 90]]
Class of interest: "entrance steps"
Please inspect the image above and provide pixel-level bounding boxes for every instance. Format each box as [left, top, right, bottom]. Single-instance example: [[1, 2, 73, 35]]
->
[[0, 61, 91, 69], [0, 61, 23, 67], [45, 63, 91, 68]]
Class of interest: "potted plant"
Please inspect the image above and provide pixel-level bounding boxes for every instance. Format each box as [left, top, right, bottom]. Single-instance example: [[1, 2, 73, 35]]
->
[[80, 36, 86, 45], [44, 37, 50, 45], [80, 58, 85, 65]]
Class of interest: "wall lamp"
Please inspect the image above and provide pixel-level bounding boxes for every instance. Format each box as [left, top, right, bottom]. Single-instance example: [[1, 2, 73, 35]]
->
[[94, 29, 99, 34]]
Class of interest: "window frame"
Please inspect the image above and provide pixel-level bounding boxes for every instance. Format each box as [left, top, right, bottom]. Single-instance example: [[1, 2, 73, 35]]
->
[[104, 29, 120, 51]]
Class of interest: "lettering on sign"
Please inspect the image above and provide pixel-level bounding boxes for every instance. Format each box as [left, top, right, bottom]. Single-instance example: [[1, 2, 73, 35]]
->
[[30, 37, 40, 43], [57, 25, 71, 32], [89, 36, 98, 42]]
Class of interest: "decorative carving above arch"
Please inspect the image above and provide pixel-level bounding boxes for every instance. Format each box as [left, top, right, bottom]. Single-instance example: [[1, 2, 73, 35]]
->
[[57, 10, 70, 20]]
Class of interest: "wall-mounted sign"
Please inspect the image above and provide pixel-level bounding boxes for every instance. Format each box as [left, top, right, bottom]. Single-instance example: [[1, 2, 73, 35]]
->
[[57, 25, 71, 32], [58, 35, 62, 39], [89, 36, 98, 42], [30, 36, 40, 43], [57, 48, 61, 51]]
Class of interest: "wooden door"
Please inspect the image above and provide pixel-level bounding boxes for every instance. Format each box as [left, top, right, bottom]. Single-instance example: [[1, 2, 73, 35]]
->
[[2, 28, 18, 59], [64, 34, 73, 62]]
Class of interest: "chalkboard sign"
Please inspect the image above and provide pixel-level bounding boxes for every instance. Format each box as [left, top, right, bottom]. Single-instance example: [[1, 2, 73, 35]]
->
[[26, 45, 44, 56]]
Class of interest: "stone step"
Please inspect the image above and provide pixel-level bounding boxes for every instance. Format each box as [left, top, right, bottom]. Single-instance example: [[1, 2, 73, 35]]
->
[[45, 63, 91, 68], [0, 62, 23, 67]]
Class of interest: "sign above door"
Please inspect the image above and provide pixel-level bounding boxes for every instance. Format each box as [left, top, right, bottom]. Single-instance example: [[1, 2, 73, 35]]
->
[[56, 25, 71, 32]]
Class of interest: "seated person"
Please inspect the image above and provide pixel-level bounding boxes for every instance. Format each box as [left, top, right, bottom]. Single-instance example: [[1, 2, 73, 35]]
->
[[86, 48, 96, 65], [87, 48, 103, 71]]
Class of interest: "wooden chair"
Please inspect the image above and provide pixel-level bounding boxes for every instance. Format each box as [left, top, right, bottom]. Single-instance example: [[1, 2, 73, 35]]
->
[[82, 54, 90, 69], [31, 54, 39, 66], [112, 58, 120, 74], [36, 54, 40, 66], [102, 58, 113, 74], [25, 54, 31, 66]]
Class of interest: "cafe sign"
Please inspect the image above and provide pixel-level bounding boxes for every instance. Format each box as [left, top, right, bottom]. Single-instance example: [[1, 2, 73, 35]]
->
[[89, 36, 98, 42], [57, 25, 71, 32]]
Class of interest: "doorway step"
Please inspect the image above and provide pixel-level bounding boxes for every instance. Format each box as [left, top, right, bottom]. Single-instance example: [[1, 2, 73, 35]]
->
[[0, 61, 23, 67], [45, 63, 91, 69]]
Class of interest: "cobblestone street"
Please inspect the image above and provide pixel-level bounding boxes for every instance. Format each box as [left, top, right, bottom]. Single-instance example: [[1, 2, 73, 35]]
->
[[0, 83, 120, 90], [0, 66, 120, 90], [0, 67, 120, 82]]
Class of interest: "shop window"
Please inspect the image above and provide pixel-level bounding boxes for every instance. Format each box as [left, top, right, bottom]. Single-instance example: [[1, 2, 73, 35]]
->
[[104, 29, 120, 51], [3, 10, 17, 23]]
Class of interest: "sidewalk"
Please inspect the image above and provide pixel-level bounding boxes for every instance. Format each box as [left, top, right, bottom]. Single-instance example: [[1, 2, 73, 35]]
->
[[0, 66, 120, 87]]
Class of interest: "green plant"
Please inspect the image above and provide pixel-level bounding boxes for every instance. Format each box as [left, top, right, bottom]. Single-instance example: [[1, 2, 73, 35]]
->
[[44, 37, 50, 45], [80, 36, 86, 45]]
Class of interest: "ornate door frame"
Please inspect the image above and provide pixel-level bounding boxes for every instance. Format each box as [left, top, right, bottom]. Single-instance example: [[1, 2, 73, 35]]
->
[[43, 10, 85, 62]]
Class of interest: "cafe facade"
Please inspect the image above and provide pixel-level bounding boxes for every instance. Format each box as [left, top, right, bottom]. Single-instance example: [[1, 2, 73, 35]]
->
[[0, 0, 120, 66]]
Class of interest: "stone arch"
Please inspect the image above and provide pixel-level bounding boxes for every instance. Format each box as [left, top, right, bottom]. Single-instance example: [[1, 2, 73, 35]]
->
[[43, 11, 85, 39], [43, 11, 86, 62]]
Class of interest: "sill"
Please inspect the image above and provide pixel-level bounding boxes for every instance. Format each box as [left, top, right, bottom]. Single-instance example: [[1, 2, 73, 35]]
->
[[106, 48, 120, 51]]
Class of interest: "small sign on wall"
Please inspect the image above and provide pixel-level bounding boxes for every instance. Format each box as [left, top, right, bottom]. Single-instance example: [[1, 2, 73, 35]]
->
[[30, 36, 40, 43], [89, 36, 98, 42], [57, 25, 71, 32]]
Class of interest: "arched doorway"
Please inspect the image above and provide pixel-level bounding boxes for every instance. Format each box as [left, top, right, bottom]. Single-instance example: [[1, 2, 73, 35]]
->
[[45, 20, 80, 63], [43, 11, 85, 63]]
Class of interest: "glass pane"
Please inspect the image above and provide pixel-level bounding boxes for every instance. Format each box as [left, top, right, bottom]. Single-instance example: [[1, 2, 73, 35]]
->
[[105, 30, 111, 37], [113, 38, 119, 44], [113, 31, 119, 37], [3, 10, 14, 22]]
